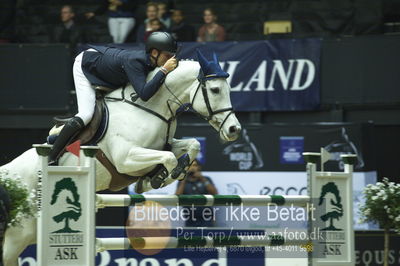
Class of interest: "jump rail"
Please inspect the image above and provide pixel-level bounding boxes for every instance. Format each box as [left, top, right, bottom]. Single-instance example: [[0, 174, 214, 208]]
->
[[96, 194, 311, 208]]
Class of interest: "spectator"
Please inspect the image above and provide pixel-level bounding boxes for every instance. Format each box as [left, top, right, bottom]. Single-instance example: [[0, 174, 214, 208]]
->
[[136, 2, 159, 43], [175, 160, 218, 227], [51, 5, 84, 48], [85, 0, 137, 44], [197, 8, 226, 42], [170, 9, 196, 42], [156, 1, 171, 29], [144, 18, 165, 41]]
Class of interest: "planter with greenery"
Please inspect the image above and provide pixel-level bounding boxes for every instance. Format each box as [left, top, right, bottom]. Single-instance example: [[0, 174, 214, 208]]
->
[[0, 169, 36, 227], [359, 178, 400, 266]]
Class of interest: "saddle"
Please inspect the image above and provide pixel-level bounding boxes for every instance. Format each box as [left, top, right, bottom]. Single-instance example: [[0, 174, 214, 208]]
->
[[52, 99, 107, 145], [50, 95, 139, 191]]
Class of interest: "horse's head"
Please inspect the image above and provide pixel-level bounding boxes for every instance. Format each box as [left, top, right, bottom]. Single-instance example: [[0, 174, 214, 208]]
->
[[190, 50, 241, 142]]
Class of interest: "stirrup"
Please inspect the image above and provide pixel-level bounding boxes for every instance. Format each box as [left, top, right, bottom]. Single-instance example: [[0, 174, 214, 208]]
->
[[150, 165, 169, 189]]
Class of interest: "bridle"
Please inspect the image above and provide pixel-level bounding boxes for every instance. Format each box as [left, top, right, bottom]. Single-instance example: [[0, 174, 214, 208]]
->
[[188, 71, 235, 133]]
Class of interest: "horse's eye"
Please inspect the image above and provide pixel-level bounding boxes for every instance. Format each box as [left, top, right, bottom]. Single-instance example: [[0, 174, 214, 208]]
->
[[211, 87, 220, 94]]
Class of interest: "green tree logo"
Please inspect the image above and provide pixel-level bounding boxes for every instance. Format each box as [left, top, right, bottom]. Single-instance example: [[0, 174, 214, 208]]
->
[[318, 182, 343, 231], [51, 177, 82, 233]]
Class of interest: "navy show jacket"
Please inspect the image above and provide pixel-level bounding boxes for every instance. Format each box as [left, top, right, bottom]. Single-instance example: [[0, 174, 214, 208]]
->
[[81, 45, 166, 101]]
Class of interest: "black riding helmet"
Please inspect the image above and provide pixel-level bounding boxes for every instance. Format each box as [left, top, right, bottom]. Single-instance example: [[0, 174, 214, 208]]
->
[[145, 32, 178, 54]]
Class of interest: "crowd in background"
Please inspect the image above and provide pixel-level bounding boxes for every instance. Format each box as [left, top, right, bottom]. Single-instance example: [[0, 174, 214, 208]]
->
[[1, 0, 395, 46], [0, 0, 226, 46]]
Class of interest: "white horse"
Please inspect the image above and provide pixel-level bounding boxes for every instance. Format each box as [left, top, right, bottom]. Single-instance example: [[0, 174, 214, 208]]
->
[[1, 52, 241, 265]]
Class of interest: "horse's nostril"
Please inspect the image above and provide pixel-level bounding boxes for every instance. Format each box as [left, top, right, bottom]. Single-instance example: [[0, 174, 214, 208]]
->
[[229, 126, 237, 134]]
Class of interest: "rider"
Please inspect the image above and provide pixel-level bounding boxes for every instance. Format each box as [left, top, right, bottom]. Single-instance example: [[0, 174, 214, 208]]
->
[[48, 31, 178, 165]]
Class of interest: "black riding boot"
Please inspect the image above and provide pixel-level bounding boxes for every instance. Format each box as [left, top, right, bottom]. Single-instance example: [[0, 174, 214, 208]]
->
[[48, 117, 84, 165]]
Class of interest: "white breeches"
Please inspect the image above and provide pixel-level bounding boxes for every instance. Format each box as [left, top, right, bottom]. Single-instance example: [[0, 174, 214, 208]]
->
[[108, 17, 135, 44], [73, 50, 96, 126]]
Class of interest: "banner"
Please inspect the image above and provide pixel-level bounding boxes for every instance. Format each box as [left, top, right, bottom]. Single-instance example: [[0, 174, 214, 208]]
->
[[80, 39, 321, 111], [179, 39, 321, 111]]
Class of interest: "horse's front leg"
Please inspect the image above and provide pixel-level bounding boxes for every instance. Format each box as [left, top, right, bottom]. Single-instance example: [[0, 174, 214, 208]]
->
[[169, 138, 201, 180], [112, 145, 178, 177], [135, 138, 200, 193]]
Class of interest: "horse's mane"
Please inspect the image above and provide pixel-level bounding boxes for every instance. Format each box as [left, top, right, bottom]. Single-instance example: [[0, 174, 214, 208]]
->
[[149, 60, 200, 85]]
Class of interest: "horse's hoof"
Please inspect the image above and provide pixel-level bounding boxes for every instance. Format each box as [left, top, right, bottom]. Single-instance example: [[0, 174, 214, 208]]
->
[[171, 154, 190, 179], [150, 165, 169, 189], [150, 177, 164, 189]]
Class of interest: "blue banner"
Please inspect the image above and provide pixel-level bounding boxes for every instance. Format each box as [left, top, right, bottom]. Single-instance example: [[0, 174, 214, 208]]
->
[[179, 39, 321, 111]]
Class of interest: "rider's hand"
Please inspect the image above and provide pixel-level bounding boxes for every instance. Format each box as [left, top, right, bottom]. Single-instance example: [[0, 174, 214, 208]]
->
[[162, 56, 178, 73]]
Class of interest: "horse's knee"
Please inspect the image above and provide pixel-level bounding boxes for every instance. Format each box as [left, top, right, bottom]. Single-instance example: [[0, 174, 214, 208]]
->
[[189, 139, 201, 152], [163, 152, 178, 171], [184, 139, 200, 162]]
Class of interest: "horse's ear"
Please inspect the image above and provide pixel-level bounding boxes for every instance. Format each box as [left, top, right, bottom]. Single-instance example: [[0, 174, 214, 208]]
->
[[213, 52, 219, 64], [196, 49, 209, 71]]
